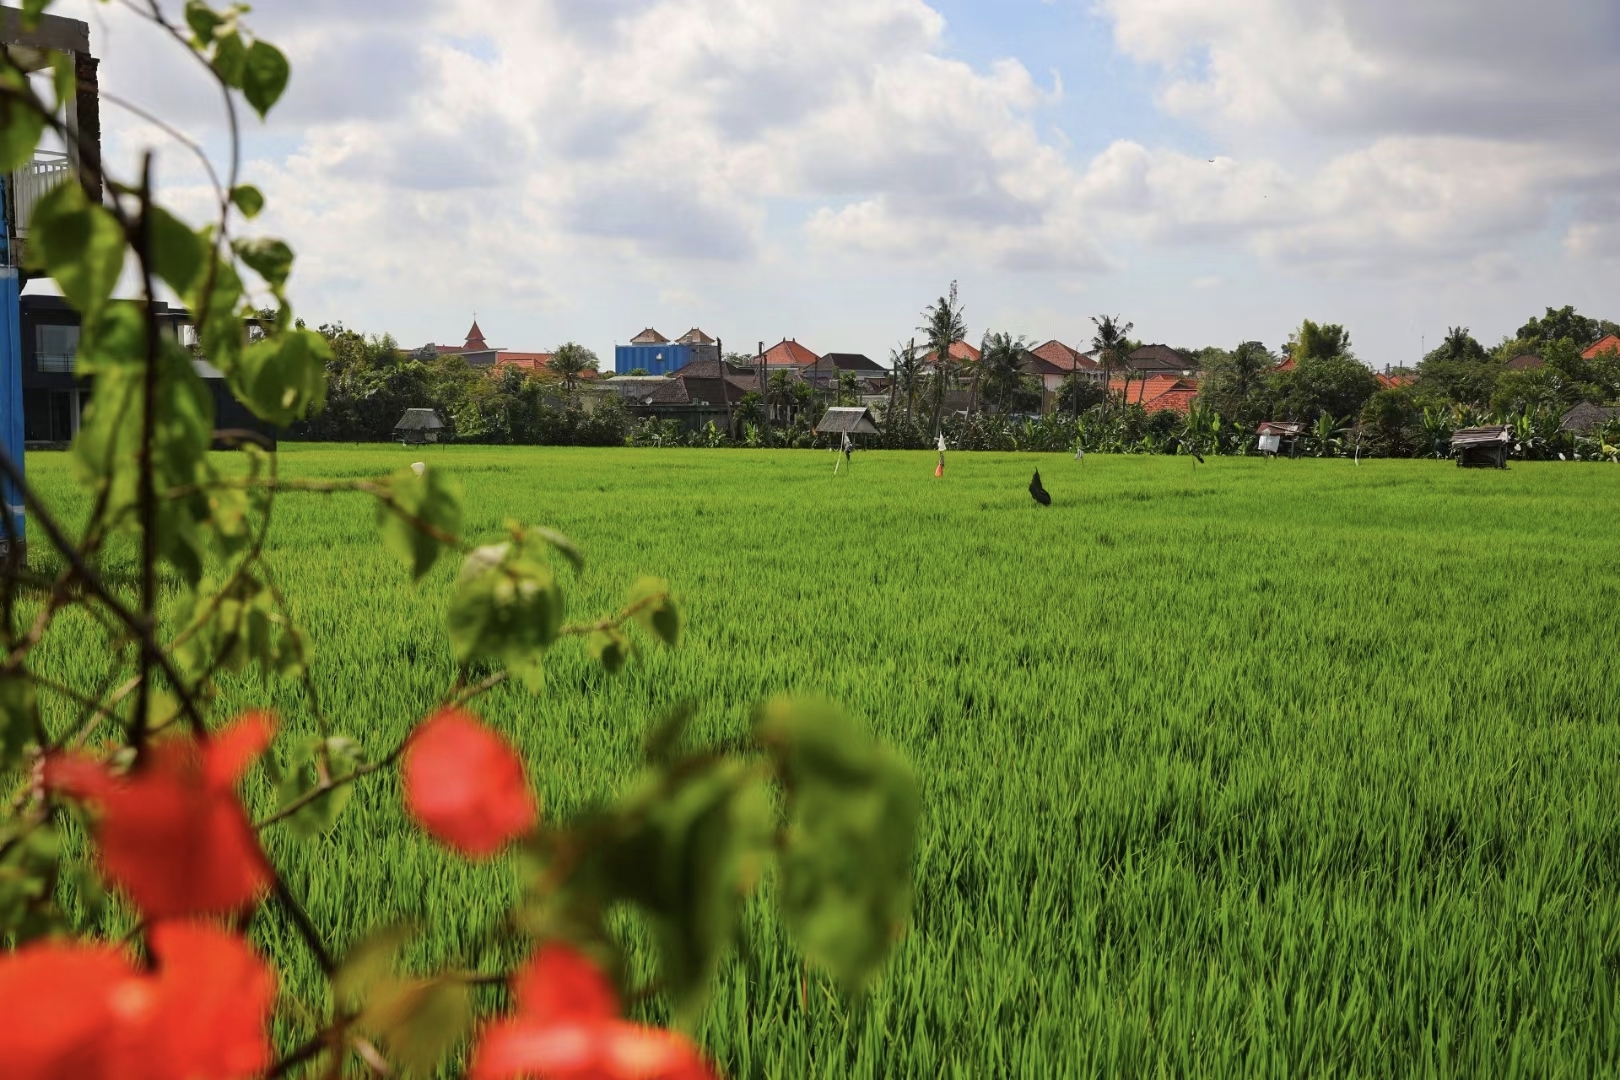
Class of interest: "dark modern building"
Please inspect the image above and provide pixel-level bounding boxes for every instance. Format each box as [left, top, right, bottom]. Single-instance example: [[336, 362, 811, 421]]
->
[[20, 293, 278, 448]]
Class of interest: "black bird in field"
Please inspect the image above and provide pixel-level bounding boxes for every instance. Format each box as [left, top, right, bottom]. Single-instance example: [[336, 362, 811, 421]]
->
[[1029, 470, 1051, 506]]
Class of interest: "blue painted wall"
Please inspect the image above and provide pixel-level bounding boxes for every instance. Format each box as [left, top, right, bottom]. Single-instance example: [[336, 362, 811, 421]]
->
[[615, 343, 690, 376]]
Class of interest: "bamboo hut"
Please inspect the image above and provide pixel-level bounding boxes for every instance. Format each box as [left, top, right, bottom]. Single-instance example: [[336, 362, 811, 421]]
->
[[814, 407, 880, 440], [394, 408, 445, 446], [1451, 425, 1512, 468]]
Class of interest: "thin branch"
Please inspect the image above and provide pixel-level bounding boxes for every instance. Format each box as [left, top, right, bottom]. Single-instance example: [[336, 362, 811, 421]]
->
[[132, 153, 161, 756], [272, 876, 335, 975], [98, 89, 225, 207], [0, 447, 208, 739]]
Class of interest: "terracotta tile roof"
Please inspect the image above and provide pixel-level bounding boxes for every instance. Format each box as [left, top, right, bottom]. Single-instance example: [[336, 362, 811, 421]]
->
[[921, 340, 982, 365], [630, 328, 669, 345], [493, 352, 554, 372], [1376, 372, 1416, 388], [1274, 357, 1296, 373], [675, 327, 715, 345], [1504, 354, 1544, 371], [1583, 333, 1620, 359], [759, 339, 820, 366], [1147, 388, 1197, 415], [1028, 340, 1100, 373], [1109, 375, 1199, 412], [464, 320, 487, 350]]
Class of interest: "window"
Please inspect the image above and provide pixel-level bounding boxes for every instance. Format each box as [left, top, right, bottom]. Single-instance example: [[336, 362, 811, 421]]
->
[[35, 323, 79, 373]]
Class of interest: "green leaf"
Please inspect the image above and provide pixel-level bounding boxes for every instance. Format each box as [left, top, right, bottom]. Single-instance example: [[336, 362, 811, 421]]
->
[[71, 306, 216, 584], [756, 699, 920, 993], [184, 0, 224, 44], [0, 672, 38, 771], [586, 627, 629, 675], [643, 702, 697, 766], [595, 762, 773, 1025], [185, 254, 246, 375], [231, 327, 329, 426], [48, 51, 73, 110], [529, 526, 584, 574], [376, 464, 464, 581], [447, 543, 564, 669], [233, 236, 293, 292], [229, 183, 265, 218], [0, 78, 45, 173], [333, 923, 471, 1076], [241, 39, 290, 118], [365, 979, 472, 1078], [21, 0, 51, 31], [210, 31, 247, 87], [23, 175, 123, 318], [149, 207, 204, 298], [628, 576, 681, 647], [334, 924, 417, 1013], [270, 735, 366, 839]]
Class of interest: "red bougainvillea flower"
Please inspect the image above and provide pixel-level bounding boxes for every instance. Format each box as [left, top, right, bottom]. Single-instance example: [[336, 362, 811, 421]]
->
[[47, 712, 276, 920], [403, 708, 537, 857], [127, 921, 278, 1080], [469, 944, 718, 1080], [0, 922, 275, 1080], [0, 942, 130, 1078]]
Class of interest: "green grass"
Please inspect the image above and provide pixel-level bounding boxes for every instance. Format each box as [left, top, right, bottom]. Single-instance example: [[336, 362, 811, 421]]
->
[[22, 445, 1620, 1077]]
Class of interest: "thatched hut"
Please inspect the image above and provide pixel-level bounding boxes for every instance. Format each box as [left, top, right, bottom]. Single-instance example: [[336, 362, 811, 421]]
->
[[814, 406, 880, 439], [1451, 425, 1512, 468], [394, 408, 445, 446]]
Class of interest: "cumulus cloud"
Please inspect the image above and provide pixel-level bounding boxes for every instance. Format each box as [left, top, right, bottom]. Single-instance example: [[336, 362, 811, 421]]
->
[[61, 0, 1620, 337]]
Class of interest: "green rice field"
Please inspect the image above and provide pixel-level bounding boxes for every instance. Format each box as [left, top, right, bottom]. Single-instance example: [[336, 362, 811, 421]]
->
[[24, 445, 1620, 1077]]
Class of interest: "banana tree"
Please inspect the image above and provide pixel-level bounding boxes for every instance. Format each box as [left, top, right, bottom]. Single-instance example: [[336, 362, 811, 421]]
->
[[1308, 412, 1346, 457]]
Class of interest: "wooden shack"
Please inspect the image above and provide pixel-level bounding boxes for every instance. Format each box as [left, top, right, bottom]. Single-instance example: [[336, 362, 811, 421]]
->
[[814, 406, 880, 441], [394, 408, 445, 446], [1256, 421, 1305, 457], [1451, 425, 1512, 468]]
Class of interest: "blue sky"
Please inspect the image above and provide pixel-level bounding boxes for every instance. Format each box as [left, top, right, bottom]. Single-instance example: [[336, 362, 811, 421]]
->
[[61, 0, 1620, 366]]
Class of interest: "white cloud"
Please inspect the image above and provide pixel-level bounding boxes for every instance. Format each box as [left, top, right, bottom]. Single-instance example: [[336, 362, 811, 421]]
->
[[55, 0, 1620, 351]]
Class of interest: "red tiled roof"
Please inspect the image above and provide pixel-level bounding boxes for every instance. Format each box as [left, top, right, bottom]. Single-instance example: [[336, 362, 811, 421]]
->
[[1028, 340, 1100, 373], [465, 320, 488, 350], [922, 340, 982, 365], [1147, 389, 1197, 415], [1274, 357, 1296, 373], [1376, 372, 1416, 388], [1583, 333, 1620, 359], [493, 352, 554, 372], [759, 339, 820, 366], [1109, 375, 1199, 412]]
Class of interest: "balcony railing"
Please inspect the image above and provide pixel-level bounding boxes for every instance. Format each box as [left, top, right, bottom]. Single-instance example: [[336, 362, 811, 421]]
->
[[9, 151, 73, 237]]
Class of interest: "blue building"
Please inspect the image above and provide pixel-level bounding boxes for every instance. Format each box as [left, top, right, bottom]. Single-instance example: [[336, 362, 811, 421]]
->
[[614, 327, 719, 376]]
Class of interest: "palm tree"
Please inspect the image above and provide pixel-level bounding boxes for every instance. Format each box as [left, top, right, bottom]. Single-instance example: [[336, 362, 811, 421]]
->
[[893, 338, 922, 427], [978, 332, 1031, 415], [1090, 315, 1134, 421], [920, 283, 968, 436], [546, 342, 599, 393]]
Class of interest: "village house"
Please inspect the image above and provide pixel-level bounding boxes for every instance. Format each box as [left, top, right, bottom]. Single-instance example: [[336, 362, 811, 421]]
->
[[1108, 374, 1200, 414], [1583, 333, 1620, 360]]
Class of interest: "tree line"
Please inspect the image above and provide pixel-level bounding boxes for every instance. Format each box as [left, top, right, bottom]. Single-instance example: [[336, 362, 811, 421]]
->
[[287, 299, 1620, 459]]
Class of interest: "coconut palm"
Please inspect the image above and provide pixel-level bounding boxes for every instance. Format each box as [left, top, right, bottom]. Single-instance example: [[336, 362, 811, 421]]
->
[[1090, 315, 1134, 421], [546, 342, 599, 393], [920, 283, 968, 436], [978, 332, 1032, 415]]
